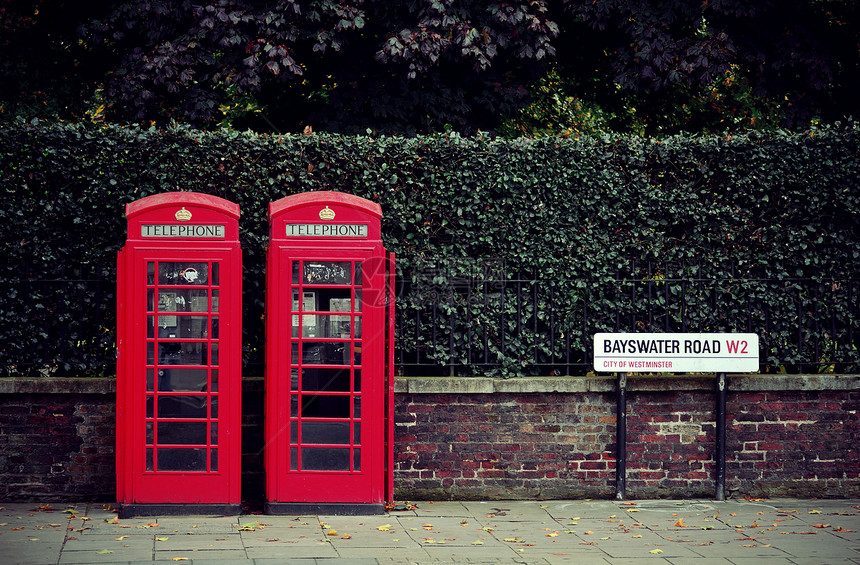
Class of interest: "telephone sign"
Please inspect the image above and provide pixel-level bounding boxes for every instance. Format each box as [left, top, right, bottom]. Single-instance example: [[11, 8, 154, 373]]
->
[[116, 193, 242, 516], [265, 191, 395, 514]]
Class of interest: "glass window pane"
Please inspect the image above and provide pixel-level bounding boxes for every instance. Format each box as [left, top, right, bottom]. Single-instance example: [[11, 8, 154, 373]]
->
[[146, 422, 153, 444], [302, 422, 350, 445], [354, 369, 361, 392], [210, 422, 218, 445], [301, 368, 351, 392], [290, 421, 297, 443], [299, 342, 350, 365], [157, 422, 207, 445], [158, 368, 208, 392], [146, 396, 153, 418], [354, 396, 361, 418], [211, 262, 219, 286], [212, 290, 219, 312], [210, 448, 218, 471], [210, 396, 218, 419], [157, 448, 206, 471], [147, 289, 154, 311], [292, 261, 300, 284], [187, 290, 209, 312], [157, 343, 207, 366], [354, 448, 361, 471], [211, 369, 218, 392], [354, 423, 361, 445], [290, 447, 298, 470], [301, 448, 349, 471], [147, 342, 154, 364], [354, 262, 362, 285], [146, 448, 154, 471], [301, 395, 350, 419], [291, 368, 299, 391], [172, 315, 209, 339], [211, 343, 219, 366], [303, 262, 350, 285], [147, 369, 155, 391], [157, 395, 208, 419], [158, 262, 209, 286], [147, 262, 155, 285], [290, 394, 298, 418]]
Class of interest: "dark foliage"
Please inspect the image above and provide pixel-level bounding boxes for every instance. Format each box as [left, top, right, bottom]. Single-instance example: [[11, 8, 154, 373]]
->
[[1, 123, 857, 376]]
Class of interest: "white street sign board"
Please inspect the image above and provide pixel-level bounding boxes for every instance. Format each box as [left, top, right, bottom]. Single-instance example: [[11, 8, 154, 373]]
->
[[593, 333, 759, 373]]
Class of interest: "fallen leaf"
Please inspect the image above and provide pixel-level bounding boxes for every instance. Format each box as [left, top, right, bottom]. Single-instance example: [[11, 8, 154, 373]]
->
[[172, 558, 190, 561], [584, 530, 594, 535], [327, 529, 338, 536], [471, 540, 484, 545], [621, 501, 637, 506], [809, 510, 822, 514], [341, 534, 352, 539], [649, 549, 664, 554], [626, 508, 640, 512], [95, 550, 113, 554], [155, 537, 169, 541], [115, 536, 129, 541], [632, 534, 643, 538], [546, 532, 559, 537], [834, 527, 855, 532], [599, 536, 610, 540], [377, 524, 392, 531], [674, 518, 687, 528], [503, 537, 523, 543], [812, 524, 830, 528]]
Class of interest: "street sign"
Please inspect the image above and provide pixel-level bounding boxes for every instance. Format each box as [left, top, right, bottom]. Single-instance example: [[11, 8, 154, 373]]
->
[[593, 333, 759, 373]]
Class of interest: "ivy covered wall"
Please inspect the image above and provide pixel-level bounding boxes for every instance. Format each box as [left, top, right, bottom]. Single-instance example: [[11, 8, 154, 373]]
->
[[1, 123, 858, 377]]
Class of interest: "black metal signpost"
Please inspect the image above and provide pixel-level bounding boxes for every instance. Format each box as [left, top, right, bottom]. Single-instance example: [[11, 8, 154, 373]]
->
[[594, 333, 758, 501]]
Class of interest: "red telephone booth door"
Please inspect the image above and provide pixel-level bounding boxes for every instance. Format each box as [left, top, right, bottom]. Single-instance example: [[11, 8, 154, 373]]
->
[[117, 193, 242, 516], [265, 192, 394, 513]]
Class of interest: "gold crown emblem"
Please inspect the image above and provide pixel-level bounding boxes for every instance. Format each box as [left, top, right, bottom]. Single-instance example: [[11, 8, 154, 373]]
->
[[175, 207, 193, 221], [319, 206, 336, 220]]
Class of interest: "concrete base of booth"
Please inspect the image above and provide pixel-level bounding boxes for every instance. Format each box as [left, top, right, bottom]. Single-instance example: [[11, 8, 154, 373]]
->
[[118, 503, 242, 518], [264, 502, 385, 516]]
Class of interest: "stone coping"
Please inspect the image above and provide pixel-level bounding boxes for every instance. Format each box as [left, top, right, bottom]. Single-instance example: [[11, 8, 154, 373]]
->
[[1, 374, 858, 395]]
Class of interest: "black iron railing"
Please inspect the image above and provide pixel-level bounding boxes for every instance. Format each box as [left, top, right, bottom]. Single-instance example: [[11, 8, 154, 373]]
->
[[1, 261, 857, 377]]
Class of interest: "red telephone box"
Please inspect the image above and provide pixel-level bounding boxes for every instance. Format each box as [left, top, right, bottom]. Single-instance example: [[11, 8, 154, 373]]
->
[[116, 192, 242, 517], [265, 191, 395, 514]]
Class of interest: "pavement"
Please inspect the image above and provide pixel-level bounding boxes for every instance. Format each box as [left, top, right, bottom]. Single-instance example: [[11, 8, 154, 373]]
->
[[1, 498, 859, 564]]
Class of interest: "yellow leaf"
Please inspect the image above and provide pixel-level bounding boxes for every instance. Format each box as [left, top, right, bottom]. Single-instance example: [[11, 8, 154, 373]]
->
[[626, 508, 640, 512], [172, 558, 190, 562], [108, 516, 120, 524], [115, 536, 129, 541], [377, 524, 392, 531], [632, 534, 643, 538], [471, 540, 484, 545], [95, 550, 113, 554], [599, 536, 610, 540], [809, 510, 822, 514], [340, 534, 352, 539], [674, 518, 686, 528], [155, 537, 169, 541], [649, 548, 664, 554], [327, 529, 338, 536]]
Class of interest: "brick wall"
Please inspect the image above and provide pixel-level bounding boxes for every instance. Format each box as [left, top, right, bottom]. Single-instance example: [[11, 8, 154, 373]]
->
[[0, 375, 858, 502], [0, 380, 115, 500]]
